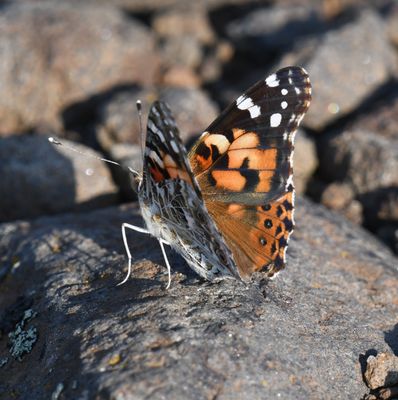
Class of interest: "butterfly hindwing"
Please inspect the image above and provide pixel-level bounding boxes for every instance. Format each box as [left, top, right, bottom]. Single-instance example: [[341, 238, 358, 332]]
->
[[139, 101, 240, 281], [188, 66, 311, 278], [205, 189, 295, 278]]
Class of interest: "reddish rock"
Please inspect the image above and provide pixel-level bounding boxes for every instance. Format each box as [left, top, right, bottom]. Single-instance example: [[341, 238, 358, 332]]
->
[[364, 353, 398, 390], [0, 2, 159, 135], [152, 7, 215, 45]]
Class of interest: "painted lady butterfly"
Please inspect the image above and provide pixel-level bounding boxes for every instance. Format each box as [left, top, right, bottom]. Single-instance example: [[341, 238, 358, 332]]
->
[[122, 66, 311, 286]]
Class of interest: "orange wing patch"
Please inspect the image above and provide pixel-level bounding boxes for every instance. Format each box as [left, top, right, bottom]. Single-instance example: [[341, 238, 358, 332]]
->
[[229, 132, 259, 150], [228, 148, 277, 169], [211, 170, 246, 191], [205, 189, 295, 279]]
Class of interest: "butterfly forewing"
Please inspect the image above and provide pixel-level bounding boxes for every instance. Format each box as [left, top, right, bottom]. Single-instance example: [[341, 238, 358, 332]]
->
[[188, 66, 311, 278], [143, 101, 200, 195], [190, 66, 311, 205], [139, 101, 240, 281]]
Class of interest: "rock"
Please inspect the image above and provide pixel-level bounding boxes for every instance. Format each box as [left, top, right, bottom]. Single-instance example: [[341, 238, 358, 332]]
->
[[159, 35, 203, 70], [387, 2, 398, 47], [293, 130, 318, 195], [0, 2, 159, 135], [377, 225, 398, 255], [107, 0, 254, 12], [152, 7, 215, 45], [321, 182, 355, 211], [108, 143, 142, 200], [161, 65, 201, 88], [319, 128, 398, 195], [0, 197, 397, 398], [96, 87, 218, 148], [159, 87, 219, 142], [96, 87, 156, 151], [360, 188, 398, 228], [0, 136, 118, 222], [227, 4, 323, 54], [321, 182, 363, 224], [280, 9, 397, 130], [350, 94, 398, 141], [364, 352, 398, 390]]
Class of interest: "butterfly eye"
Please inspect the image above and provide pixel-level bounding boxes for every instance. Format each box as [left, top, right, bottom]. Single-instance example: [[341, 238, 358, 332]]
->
[[264, 219, 273, 229]]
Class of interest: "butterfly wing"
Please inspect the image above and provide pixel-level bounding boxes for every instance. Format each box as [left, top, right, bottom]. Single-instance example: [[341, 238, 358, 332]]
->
[[142, 100, 201, 195], [188, 66, 311, 278], [139, 101, 240, 280]]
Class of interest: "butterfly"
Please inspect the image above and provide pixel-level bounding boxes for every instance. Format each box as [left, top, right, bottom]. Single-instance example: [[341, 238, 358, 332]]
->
[[122, 66, 311, 287]]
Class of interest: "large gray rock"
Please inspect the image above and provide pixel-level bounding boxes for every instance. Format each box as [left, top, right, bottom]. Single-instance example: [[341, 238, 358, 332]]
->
[[319, 128, 398, 195], [0, 135, 118, 222], [279, 9, 397, 130], [0, 2, 159, 135], [0, 198, 397, 399]]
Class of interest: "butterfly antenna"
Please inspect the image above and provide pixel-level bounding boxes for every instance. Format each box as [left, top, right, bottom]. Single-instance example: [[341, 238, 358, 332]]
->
[[136, 100, 145, 161], [48, 137, 139, 176]]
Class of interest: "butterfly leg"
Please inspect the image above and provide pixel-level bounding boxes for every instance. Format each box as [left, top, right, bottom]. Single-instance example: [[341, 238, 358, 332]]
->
[[118, 223, 151, 286], [158, 239, 172, 289]]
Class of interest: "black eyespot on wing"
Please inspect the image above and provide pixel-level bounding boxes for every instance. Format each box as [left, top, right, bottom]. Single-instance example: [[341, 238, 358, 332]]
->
[[283, 217, 293, 232], [264, 219, 273, 229], [196, 142, 211, 159], [260, 237, 267, 246]]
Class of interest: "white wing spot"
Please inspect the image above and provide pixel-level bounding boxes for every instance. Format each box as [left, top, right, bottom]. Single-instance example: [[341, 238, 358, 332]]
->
[[270, 113, 282, 127], [150, 150, 164, 168], [248, 105, 261, 118], [281, 88, 288, 95], [281, 101, 288, 109], [236, 95, 246, 104], [265, 74, 279, 87], [237, 96, 254, 110], [295, 87, 301, 94], [170, 140, 179, 153], [237, 95, 261, 119]]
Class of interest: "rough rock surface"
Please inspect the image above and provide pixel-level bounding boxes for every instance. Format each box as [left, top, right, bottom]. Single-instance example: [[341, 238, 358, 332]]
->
[[0, 198, 397, 399], [159, 87, 219, 141], [280, 9, 397, 130], [292, 130, 318, 195], [0, 136, 118, 222], [0, 2, 159, 134], [319, 128, 398, 195], [227, 4, 324, 53], [364, 352, 398, 390]]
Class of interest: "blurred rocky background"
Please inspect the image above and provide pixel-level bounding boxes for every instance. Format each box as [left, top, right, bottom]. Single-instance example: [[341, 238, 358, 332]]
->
[[0, 0, 397, 399]]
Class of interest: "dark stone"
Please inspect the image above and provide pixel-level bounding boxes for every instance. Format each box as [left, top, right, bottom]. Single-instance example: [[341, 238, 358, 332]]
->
[[0, 136, 118, 222], [227, 4, 324, 54], [0, 197, 397, 398], [279, 9, 397, 130], [319, 128, 398, 195]]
